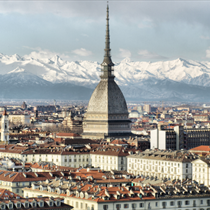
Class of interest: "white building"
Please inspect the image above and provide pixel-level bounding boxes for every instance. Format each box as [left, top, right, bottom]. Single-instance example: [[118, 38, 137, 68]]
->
[[150, 126, 184, 150], [127, 149, 195, 180], [1, 109, 9, 142], [0, 144, 134, 170], [192, 158, 210, 186], [23, 179, 210, 210]]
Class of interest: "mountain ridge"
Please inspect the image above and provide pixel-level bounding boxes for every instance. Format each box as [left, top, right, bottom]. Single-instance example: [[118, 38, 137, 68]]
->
[[1, 53, 210, 101]]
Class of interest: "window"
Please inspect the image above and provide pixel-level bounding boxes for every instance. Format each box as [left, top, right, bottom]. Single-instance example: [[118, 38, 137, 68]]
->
[[49, 201, 53, 206], [103, 205, 108, 210], [132, 204, 136, 209], [8, 204, 12, 209], [207, 200, 210, 206], [185, 200, 189, 205], [193, 200, 196, 207], [76, 202, 78, 208], [178, 201, 182, 207], [155, 202, 158, 207], [139, 203, 144, 208], [81, 203, 83, 209], [200, 200, 203, 204], [25, 203, 29, 208], [17, 203, 21, 208], [32, 202, 36, 207], [116, 204, 121, 210], [162, 202, 166, 208], [170, 201, 174, 206], [124, 204, 129, 208]]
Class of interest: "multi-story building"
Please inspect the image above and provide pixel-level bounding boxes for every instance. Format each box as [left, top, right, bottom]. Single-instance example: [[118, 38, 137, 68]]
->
[[151, 125, 210, 150], [0, 143, 137, 170], [184, 128, 210, 149], [90, 145, 131, 171], [0, 170, 70, 196], [9, 114, 30, 125], [143, 104, 151, 112], [34, 105, 56, 113], [150, 125, 184, 150], [0, 196, 73, 210], [127, 149, 195, 180], [23, 179, 210, 210], [192, 157, 210, 186]]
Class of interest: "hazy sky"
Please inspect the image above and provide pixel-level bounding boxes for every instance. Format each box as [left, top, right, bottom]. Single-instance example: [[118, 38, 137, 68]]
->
[[1, 0, 210, 62]]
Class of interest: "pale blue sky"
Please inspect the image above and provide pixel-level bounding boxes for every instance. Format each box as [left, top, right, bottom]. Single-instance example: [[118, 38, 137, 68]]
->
[[1, 0, 210, 62]]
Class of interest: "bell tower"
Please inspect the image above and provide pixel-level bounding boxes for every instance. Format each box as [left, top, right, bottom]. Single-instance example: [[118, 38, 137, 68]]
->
[[1, 108, 9, 142]]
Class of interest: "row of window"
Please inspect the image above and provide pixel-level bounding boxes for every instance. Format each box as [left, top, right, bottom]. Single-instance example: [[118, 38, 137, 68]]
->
[[103, 199, 210, 210]]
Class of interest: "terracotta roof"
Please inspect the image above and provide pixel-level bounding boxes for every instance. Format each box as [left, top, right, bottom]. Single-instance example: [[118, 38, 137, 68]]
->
[[56, 133, 80, 137], [190, 145, 210, 152]]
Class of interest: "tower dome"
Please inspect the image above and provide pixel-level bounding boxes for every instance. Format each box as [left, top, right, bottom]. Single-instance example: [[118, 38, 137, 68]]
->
[[82, 4, 131, 139]]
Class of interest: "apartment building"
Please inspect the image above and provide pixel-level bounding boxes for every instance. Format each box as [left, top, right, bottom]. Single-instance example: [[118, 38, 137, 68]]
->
[[23, 179, 210, 210], [127, 149, 195, 180]]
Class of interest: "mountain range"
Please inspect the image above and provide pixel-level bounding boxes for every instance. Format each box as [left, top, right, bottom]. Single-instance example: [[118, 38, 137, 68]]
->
[[1, 53, 210, 101]]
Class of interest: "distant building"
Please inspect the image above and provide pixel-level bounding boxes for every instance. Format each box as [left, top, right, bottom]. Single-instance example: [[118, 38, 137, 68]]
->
[[150, 125, 184, 150], [151, 125, 210, 150], [9, 114, 30, 125], [34, 105, 56, 113], [1, 108, 9, 142], [143, 104, 151, 112], [21, 101, 27, 110]]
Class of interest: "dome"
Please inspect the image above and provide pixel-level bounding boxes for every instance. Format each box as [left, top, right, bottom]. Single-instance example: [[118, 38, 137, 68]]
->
[[87, 79, 128, 115]]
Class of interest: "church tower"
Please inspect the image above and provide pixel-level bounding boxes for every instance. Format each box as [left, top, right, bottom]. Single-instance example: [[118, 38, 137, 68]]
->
[[82, 4, 131, 139], [1, 108, 9, 142]]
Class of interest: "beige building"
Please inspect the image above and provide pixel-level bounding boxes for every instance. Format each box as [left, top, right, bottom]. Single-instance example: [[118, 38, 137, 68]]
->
[[9, 114, 30, 125], [127, 149, 195, 180], [143, 104, 151, 112]]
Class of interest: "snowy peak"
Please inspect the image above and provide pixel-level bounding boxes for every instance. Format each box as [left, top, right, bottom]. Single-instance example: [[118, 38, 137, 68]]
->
[[0, 53, 210, 101]]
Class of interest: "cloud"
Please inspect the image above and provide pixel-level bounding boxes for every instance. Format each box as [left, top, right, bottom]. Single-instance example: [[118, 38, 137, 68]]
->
[[1, 1, 210, 30], [138, 50, 166, 60], [119, 48, 131, 58], [23, 47, 71, 61], [201, 36, 210, 40], [72, 48, 92, 57]]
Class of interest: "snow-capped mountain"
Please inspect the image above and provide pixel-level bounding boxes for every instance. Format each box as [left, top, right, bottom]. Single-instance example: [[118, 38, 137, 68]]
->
[[1, 53, 210, 101]]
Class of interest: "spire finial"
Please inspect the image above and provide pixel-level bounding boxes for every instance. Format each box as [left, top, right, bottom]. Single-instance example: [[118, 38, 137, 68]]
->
[[101, 1, 114, 78]]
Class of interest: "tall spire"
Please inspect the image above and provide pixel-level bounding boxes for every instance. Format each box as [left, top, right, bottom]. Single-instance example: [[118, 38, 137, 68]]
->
[[101, 2, 114, 78]]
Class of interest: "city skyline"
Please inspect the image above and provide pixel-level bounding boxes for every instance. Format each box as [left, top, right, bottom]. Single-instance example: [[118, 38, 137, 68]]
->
[[1, 0, 210, 62]]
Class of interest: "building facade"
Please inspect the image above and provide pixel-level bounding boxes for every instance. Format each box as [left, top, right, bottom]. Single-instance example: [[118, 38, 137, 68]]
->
[[1, 109, 9, 142], [127, 149, 195, 180]]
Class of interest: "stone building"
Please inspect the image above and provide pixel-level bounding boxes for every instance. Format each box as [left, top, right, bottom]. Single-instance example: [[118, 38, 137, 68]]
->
[[82, 5, 131, 139]]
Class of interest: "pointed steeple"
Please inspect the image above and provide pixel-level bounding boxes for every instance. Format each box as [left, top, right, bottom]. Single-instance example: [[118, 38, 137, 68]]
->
[[101, 2, 114, 78]]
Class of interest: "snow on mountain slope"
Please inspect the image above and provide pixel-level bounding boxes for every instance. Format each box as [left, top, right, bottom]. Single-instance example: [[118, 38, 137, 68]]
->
[[1, 53, 210, 101], [1, 53, 210, 87]]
